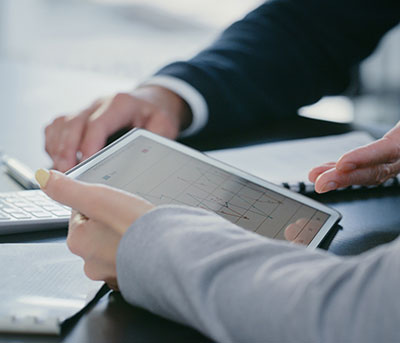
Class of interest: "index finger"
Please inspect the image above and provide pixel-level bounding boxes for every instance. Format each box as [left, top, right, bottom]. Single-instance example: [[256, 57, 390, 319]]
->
[[35, 169, 154, 233], [336, 137, 400, 172]]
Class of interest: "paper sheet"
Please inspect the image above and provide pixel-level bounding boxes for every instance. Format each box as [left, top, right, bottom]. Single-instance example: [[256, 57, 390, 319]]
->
[[0, 243, 103, 334], [206, 131, 374, 185]]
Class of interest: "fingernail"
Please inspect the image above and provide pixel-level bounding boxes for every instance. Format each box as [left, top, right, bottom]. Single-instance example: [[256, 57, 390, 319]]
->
[[35, 168, 50, 188], [337, 163, 356, 172], [320, 181, 337, 193]]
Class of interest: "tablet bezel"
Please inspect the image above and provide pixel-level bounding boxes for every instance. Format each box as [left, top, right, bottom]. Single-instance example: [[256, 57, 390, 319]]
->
[[67, 129, 342, 249]]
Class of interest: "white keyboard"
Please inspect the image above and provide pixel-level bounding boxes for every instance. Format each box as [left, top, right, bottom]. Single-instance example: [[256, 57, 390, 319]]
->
[[0, 190, 70, 234]]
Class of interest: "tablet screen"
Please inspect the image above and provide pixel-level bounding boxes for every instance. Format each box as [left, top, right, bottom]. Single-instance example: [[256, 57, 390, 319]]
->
[[72, 134, 333, 245]]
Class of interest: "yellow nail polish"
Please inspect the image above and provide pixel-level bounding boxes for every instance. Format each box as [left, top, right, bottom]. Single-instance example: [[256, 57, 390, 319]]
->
[[35, 168, 50, 188]]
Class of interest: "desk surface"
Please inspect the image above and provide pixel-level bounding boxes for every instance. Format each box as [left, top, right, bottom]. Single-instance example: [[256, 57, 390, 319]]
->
[[0, 62, 399, 343]]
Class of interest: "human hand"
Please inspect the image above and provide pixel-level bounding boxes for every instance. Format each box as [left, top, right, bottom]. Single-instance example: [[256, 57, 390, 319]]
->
[[45, 86, 192, 172], [309, 124, 400, 193], [284, 218, 322, 245], [35, 168, 154, 290]]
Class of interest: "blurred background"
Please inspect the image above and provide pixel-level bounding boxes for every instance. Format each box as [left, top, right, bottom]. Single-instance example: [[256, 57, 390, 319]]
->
[[0, 0, 262, 80], [0, 0, 399, 135], [0, 0, 264, 171]]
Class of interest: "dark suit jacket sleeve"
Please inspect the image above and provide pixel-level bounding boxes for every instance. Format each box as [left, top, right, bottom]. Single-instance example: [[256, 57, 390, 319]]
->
[[155, 0, 400, 137]]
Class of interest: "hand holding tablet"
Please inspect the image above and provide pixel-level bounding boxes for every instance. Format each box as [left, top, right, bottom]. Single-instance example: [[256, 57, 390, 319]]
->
[[35, 168, 155, 290], [65, 129, 341, 248], [34, 129, 342, 289]]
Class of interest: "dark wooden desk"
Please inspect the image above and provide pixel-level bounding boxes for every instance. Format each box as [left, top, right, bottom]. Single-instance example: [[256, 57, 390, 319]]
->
[[1, 64, 399, 343]]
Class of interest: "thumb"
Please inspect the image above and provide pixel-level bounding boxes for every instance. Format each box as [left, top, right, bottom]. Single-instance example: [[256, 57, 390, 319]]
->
[[35, 169, 154, 233]]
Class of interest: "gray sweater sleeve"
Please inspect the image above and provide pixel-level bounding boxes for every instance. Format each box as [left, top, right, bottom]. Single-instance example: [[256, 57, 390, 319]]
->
[[116, 205, 400, 343]]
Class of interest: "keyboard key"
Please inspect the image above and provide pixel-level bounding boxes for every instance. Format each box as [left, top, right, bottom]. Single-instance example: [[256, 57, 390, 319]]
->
[[21, 194, 44, 200], [31, 211, 53, 218], [13, 202, 30, 207], [2, 207, 21, 213], [42, 205, 64, 211], [21, 206, 42, 212], [10, 212, 32, 219], [5, 197, 19, 203], [0, 211, 11, 220], [51, 210, 71, 217], [32, 200, 55, 207]]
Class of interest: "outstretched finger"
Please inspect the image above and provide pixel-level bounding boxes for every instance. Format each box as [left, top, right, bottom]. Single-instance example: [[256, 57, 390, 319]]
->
[[314, 161, 400, 193], [308, 162, 336, 183], [79, 94, 138, 161], [336, 137, 400, 172], [51, 101, 103, 172], [35, 169, 154, 233]]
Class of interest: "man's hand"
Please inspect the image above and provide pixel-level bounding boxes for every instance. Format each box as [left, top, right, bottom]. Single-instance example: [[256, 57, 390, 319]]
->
[[309, 124, 400, 193], [45, 86, 192, 172], [35, 168, 154, 290]]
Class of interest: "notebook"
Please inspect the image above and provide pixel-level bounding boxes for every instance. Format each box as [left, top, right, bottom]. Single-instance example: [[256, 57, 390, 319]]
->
[[0, 243, 104, 335], [206, 131, 399, 194]]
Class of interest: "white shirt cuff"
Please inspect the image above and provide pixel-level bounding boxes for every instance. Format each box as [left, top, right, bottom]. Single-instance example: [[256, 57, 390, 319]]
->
[[140, 76, 208, 137]]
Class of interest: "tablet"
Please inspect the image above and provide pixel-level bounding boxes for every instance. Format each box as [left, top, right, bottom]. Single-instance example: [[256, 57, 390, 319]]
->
[[67, 129, 341, 248]]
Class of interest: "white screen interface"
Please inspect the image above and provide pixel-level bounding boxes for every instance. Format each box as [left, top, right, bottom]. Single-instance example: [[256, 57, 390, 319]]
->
[[76, 136, 329, 244]]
